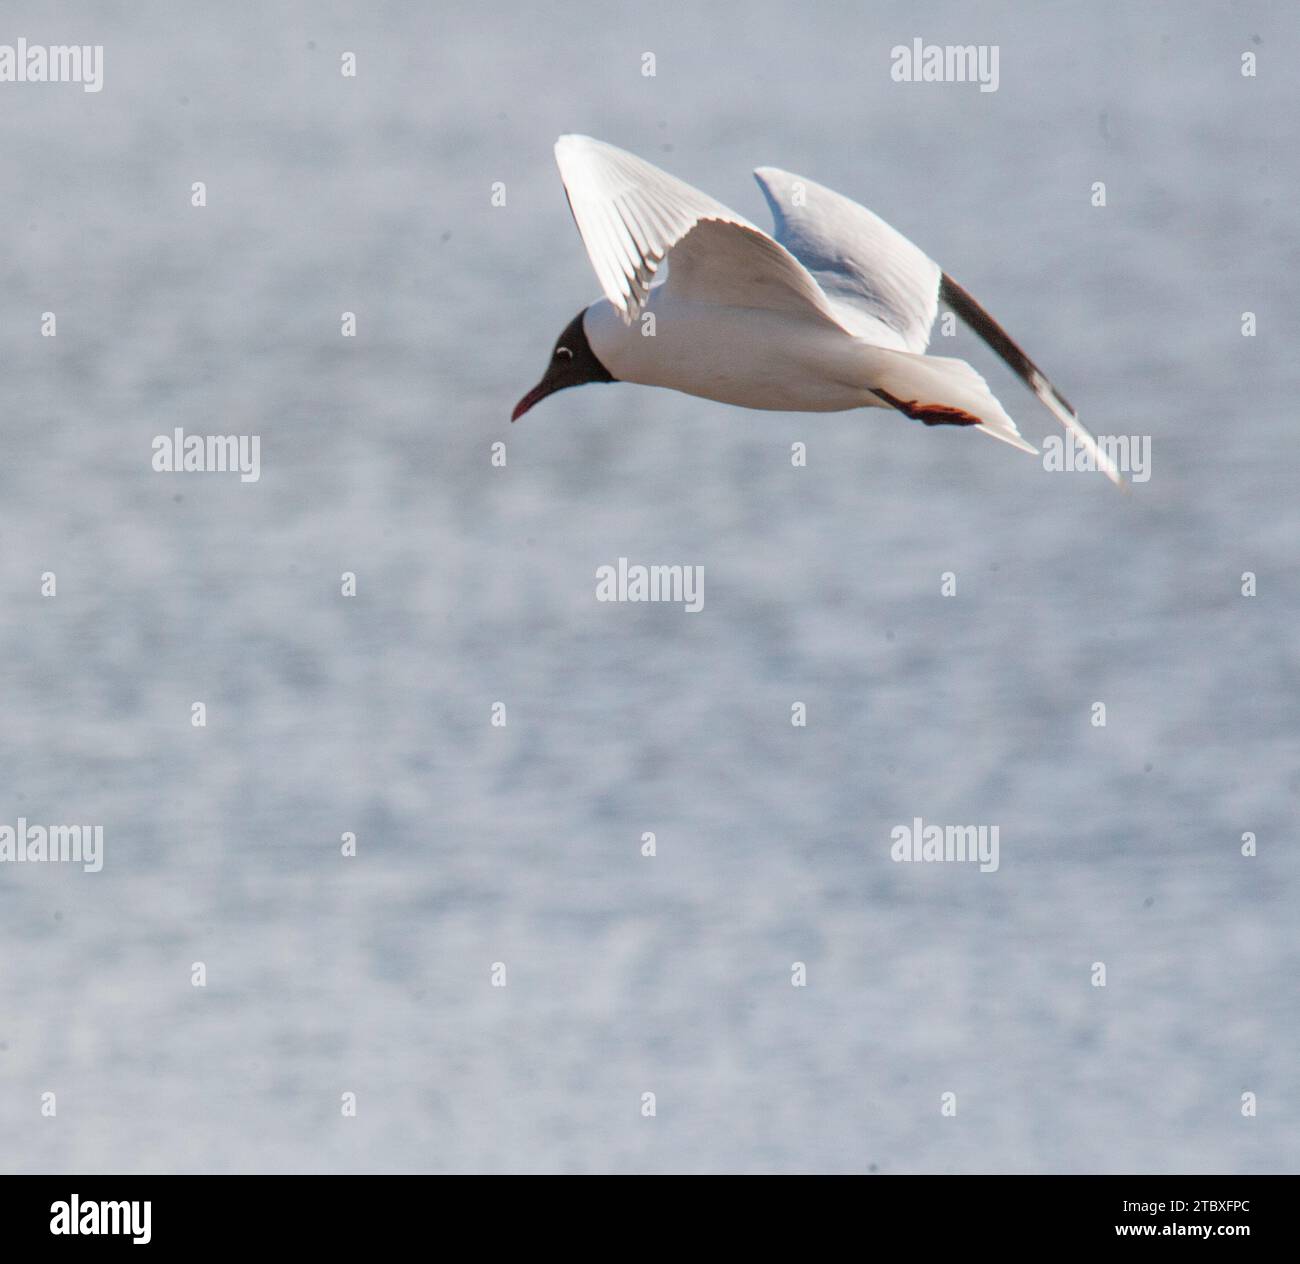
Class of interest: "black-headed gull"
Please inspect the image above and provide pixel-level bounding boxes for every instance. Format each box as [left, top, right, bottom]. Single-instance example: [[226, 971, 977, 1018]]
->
[[513, 135, 1119, 485]]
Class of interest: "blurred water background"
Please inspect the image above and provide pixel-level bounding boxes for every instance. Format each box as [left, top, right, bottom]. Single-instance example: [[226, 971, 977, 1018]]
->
[[0, 0, 1296, 1173]]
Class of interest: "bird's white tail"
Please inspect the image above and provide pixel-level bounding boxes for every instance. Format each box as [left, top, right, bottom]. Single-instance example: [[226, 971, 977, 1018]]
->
[[855, 345, 1038, 455]]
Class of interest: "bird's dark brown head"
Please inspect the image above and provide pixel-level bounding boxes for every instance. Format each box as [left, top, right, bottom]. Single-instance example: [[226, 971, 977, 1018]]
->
[[512, 309, 615, 421]]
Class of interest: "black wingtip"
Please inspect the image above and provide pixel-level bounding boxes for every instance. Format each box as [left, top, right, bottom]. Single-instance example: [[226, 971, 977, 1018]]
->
[[940, 272, 1073, 413]]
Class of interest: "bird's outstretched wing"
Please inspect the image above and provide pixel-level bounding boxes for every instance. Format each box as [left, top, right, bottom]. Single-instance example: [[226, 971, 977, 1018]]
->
[[554, 135, 842, 329], [753, 166, 940, 353], [755, 165, 1120, 484]]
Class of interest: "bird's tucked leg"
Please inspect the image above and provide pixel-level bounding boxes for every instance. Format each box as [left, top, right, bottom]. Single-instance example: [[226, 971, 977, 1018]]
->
[[873, 389, 981, 428]]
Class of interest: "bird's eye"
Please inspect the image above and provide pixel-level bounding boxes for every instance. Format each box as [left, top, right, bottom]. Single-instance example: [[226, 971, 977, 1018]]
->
[[556, 346, 573, 361]]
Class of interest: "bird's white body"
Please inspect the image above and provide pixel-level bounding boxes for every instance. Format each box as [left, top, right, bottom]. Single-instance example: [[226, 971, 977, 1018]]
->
[[585, 296, 884, 413]]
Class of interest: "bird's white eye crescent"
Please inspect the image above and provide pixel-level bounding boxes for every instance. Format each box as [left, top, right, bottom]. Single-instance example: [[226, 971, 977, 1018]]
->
[[556, 346, 573, 361]]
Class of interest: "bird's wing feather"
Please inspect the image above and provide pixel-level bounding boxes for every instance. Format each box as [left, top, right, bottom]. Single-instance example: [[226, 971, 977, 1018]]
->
[[555, 135, 842, 328], [755, 165, 1118, 484], [939, 274, 1122, 486], [753, 166, 941, 352]]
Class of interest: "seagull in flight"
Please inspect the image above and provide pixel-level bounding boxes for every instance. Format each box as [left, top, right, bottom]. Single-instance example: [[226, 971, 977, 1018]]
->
[[513, 135, 1120, 485]]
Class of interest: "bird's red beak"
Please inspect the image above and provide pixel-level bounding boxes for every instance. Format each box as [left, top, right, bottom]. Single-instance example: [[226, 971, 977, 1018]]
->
[[511, 378, 556, 422]]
